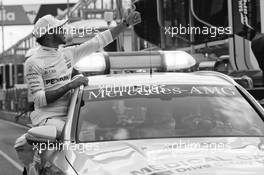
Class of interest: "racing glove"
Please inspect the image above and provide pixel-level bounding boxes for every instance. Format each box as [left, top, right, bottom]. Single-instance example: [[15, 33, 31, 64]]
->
[[123, 8, 141, 27], [69, 74, 88, 89]]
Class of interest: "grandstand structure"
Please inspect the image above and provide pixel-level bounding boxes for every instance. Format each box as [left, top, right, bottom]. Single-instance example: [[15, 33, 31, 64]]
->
[[0, 0, 128, 64], [0, 0, 136, 90], [0, 0, 135, 111]]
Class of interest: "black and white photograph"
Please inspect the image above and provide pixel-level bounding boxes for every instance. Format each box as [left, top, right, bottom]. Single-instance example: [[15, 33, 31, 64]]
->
[[1, 0, 264, 174]]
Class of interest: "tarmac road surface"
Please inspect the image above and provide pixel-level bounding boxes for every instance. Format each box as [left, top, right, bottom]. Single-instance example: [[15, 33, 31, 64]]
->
[[0, 118, 28, 175]]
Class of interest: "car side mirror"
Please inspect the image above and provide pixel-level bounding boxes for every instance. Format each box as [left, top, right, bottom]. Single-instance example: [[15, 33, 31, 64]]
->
[[26, 125, 58, 145]]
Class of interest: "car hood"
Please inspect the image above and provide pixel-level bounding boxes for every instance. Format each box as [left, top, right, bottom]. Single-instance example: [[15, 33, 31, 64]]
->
[[66, 137, 264, 175]]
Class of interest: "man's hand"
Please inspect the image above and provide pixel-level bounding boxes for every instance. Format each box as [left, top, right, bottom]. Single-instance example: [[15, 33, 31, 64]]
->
[[69, 75, 88, 89], [110, 9, 141, 39], [123, 9, 141, 27], [46, 75, 88, 105]]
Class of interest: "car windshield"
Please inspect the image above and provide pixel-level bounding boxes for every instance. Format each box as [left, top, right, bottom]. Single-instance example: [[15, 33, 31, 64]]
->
[[77, 84, 264, 142]]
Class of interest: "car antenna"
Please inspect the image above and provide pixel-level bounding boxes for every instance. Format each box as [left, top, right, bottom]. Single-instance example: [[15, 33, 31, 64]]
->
[[149, 48, 153, 77], [129, 1, 153, 77], [131, 1, 153, 77]]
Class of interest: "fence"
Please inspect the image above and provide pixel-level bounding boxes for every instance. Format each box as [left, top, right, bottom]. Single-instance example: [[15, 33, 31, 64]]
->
[[0, 88, 29, 113]]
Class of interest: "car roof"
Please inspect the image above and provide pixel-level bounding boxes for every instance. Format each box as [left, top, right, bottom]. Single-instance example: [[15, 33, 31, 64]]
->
[[84, 72, 234, 90]]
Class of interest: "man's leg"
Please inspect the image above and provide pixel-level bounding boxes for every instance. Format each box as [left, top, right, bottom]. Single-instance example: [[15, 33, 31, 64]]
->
[[14, 134, 34, 174], [28, 117, 67, 174], [14, 117, 66, 174], [40, 117, 66, 136]]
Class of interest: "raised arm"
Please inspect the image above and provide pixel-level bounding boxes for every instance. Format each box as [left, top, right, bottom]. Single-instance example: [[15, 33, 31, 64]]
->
[[110, 9, 141, 39], [70, 9, 141, 64]]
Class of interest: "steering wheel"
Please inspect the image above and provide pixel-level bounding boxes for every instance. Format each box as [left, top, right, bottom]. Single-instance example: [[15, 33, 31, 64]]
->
[[180, 114, 217, 131], [95, 127, 131, 140]]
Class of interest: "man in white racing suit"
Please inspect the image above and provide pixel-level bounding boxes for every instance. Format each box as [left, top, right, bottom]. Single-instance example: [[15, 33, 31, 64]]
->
[[14, 10, 141, 174]]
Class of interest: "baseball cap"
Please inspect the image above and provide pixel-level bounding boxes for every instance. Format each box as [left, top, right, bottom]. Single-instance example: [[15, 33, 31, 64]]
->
[[32, 15, 68, 39]]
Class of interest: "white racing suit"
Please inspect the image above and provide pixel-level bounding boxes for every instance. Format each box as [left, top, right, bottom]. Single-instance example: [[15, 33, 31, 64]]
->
[[14, 30, 113, 172]]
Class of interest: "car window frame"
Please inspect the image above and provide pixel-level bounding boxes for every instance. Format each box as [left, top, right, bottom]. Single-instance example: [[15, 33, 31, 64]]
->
[[75, 83, 264, 143], [236, 84, 264, 121], [70, 86, 85, 143]]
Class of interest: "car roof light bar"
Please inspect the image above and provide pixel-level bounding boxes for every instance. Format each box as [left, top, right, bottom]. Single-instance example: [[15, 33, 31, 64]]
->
[[74, 51, 197, 74]]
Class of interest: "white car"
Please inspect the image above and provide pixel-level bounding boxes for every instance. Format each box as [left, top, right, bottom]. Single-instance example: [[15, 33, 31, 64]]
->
[[27, 51, 264, 175]]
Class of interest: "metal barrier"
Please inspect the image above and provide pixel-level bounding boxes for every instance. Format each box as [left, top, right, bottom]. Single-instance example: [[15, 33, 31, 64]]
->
[[0, 88, 29, 113]]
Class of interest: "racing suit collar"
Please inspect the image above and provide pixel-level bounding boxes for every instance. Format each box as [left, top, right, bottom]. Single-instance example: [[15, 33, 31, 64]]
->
[[40, 46, 59, 52]]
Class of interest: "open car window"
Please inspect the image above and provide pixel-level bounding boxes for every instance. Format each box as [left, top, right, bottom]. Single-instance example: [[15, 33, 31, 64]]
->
[[77, 84, 264, 142]]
